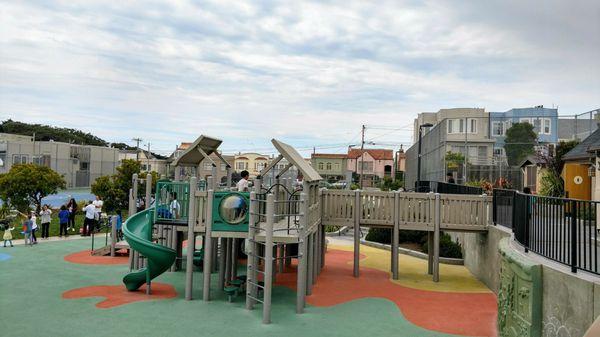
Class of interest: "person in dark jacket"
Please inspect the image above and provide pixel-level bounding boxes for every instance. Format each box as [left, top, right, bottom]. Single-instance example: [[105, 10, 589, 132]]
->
[[58, 205, 70, 237], [67, 198, 78, 232]]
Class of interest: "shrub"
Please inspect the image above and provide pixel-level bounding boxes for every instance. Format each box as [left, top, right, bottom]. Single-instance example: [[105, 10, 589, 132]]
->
[[365, 228, 391, 244], [422, 233, 463, 259]]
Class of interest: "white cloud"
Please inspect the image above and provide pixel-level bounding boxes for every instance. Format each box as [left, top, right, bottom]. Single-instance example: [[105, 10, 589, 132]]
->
[[0, 0, 598, 156]]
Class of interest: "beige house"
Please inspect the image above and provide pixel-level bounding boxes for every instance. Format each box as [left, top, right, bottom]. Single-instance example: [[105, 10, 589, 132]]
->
[[234, 152, 271, 178], [118, 149, 168, 175], [198, 153, 234, 183]]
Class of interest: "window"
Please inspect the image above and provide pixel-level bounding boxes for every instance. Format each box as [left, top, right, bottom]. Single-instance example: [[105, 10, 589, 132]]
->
[[543, 118, 551, 135], [13, 154, 28, 165], [519, 118, 532, 125], [318, 162, 324, 170], [236, 162, 247, 170], [221, 164, 227, 171], [203, 162, 212, 170], [492, 121, 504, 136], [447, 119, 465, 134], [468, 118, 477, 133], [80, 162, 89, 171], [493, 148, 504, 156], [334, 163, 340, 171], [326, 162, 332, 170], [360, 162, 373, 171]]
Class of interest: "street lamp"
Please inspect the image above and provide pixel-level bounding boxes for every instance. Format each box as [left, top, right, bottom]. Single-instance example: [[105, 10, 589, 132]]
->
[[417, 123, 434, 192]]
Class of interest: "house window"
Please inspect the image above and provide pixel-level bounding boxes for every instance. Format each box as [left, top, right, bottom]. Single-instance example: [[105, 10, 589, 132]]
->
[[80, 162, 89, 171], [492, 121, 504, 136], [236, 162, 247, 170], [221, 164, 227, 171], [468, 118, 477, 133], [13, 154, 28, 165], [326, 162, 332, 170], [543, 118, 551, 135], [203, 162, 212, 170], [318, 162, 324, 170], [519, 118, 532, 125], [447, 119, 466, 134], [334, 163, 340, 171], [32, 155, 51, 167], [493, 148, 504, 157], [360, 162, 373, 171]]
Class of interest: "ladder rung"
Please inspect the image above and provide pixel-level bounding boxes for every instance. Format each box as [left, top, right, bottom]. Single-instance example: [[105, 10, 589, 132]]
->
[[248, 268, 266, 275], [247, 281, 265, 289], [246, 294, 264, 303], [246, 252, 265, 260]]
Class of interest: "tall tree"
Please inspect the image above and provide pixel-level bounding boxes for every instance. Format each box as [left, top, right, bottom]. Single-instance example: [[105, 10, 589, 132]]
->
[[91, 159, 141, 212], [504, 122, 537, 166], [0, 164, 66, 212]]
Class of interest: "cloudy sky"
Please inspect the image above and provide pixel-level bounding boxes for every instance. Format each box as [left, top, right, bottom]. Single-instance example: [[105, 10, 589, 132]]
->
[[1, 1, 599, 156]]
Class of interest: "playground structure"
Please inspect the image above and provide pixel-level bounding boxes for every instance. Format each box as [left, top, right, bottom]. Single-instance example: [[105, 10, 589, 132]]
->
[[118, 135, 494, 324]]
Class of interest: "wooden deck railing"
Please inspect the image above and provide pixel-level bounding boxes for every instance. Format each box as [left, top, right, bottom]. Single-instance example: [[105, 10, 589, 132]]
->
[[322, 189, 491, 232]]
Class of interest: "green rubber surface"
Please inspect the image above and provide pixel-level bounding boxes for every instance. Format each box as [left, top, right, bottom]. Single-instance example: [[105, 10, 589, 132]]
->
[[122, 208, 176, 291], [0, 239, 460, 337]]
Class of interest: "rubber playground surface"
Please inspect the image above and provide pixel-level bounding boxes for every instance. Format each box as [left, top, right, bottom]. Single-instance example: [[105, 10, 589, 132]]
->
[[0, 239, 498, 337]]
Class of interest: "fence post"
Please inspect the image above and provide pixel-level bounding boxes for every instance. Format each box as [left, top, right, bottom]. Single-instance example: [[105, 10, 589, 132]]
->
[[511, 191, 517, 234], [571, 201, 578, 273], [433, 193, 440, 282], [392, 191, 399, 280], [353, 189, 361, 278], [524, 195, 530, 253]]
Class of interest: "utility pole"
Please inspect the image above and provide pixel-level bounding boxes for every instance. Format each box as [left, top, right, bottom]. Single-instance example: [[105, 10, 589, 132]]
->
[[132, 138, 143, 162], [359, 125, 365, 189], [146, 142, 151, 172]]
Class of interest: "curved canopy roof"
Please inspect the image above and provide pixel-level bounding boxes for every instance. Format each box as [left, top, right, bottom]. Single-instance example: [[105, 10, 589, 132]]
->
[[271, 139, 322, 182], [172, 135, 222, 166]]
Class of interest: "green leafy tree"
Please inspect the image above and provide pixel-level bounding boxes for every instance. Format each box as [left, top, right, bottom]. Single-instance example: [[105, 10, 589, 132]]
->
[[504, 123, 537, 166], [445, 151, 465, 168], [537, 140, 579, 197], [91, 159, 141, 212], [0, 164, 66, 212]]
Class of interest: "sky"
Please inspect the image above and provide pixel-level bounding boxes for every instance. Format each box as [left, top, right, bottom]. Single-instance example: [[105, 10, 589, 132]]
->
[[1, 0, 599, 156]]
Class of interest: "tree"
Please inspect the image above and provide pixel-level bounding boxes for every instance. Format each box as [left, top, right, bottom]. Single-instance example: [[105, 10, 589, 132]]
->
[[504, 122, 537, 166], [0, 164, 66, 212], [537, 140, 579, 197], [91, 159, 142, 212]]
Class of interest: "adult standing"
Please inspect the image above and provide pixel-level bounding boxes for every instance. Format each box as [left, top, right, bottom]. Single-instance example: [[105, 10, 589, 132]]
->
[[40, 205, 52, 239], [67, 198, 78, 232], [92, 196, 103, 232], [82, 201, 96, 236]]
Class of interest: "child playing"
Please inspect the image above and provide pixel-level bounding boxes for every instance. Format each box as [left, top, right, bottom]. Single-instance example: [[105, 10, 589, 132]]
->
[[30, 211, 38, 244], [115, 209, 123, 241], [22, 215, 33, 246], [58, 205, 70, 237], [3, 224, 14, 247]]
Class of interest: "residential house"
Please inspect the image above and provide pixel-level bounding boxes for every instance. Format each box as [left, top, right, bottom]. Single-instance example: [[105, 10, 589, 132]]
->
[[490, 106, 558, 160], [311, 153, 348, 182], [197, 153, 234, 183], [118, 149, 169, 175], [347, 148, 393, 186], [234, 153, 271, 178], [0, 133, 120, 188], [406, 108, 496, 188], [561, 127, 600, 201]]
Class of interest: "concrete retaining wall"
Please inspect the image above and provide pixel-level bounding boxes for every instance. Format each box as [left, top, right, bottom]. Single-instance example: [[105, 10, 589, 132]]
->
[[452, 225, 600, 337]]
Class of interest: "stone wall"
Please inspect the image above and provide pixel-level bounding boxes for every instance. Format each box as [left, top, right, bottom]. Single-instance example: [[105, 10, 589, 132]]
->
[[450, 225, 511, 293], [452, 225, 600, 337]]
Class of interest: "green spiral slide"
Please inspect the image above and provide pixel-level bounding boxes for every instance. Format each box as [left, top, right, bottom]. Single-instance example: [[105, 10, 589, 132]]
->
[[122, 208, 176, 291]]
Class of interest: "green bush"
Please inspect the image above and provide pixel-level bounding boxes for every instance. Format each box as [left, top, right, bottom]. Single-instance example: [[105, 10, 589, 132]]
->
[[422, 233, 463, 259], [365, 228, 391, 244]]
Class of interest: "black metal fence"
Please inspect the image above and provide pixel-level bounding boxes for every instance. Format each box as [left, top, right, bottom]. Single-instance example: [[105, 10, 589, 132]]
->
[[493, 189, 599, 275], [415, 181, 483, 195]]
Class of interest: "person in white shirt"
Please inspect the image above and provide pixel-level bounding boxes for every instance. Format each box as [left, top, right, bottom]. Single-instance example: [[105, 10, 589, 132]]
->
[[92, 196, 103, 219], [82, 201, 96, 236], [169, 193, 181, 219], [40, 205, 52, 239], [236, 170, 250, 192]]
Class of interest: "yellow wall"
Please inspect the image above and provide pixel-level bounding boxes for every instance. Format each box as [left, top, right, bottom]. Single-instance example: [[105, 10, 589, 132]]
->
[[562, 162, 592, 200]]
